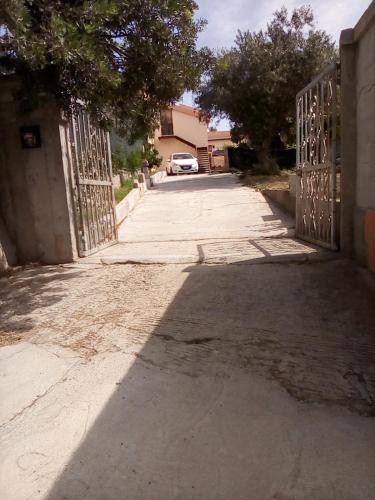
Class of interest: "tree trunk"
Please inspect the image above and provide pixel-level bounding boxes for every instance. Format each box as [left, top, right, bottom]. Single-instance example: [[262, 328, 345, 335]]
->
[[256, 140, 278, 174]]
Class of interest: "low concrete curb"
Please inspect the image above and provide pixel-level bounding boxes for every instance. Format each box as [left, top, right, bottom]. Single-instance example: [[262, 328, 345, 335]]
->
[[88, 236, 338, 267], [115, 171, 166, 226], [116, 188, 143, 227], [262, 189, 296, 217], [150, 170, 166, 186]]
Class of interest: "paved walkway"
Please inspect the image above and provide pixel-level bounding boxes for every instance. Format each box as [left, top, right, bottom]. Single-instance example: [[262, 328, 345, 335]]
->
[[1, 174, 375, 500]]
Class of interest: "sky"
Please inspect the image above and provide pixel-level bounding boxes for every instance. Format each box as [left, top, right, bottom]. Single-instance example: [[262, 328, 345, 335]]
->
[[182, 0, 371, 130]]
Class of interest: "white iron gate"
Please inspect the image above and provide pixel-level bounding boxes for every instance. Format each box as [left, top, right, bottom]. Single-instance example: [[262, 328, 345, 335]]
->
[[296, 62, 340, 250], [68, 109, 117, 257]]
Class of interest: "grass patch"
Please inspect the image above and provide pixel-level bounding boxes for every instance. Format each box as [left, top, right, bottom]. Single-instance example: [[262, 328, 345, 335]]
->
[[114, 178, 134, 204], [242, 169, 294, 191]]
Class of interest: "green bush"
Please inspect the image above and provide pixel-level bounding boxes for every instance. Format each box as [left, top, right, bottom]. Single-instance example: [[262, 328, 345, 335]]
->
[[143, 146, 162, 168], [112, 146, 144, 175], [112, 145, 127, 174], [112, 145, 161, 175], [126, 150, 143, 175]]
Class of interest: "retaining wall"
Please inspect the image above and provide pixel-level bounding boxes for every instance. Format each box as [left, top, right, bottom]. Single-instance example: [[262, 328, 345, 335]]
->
[[262, 190, 296, 217]]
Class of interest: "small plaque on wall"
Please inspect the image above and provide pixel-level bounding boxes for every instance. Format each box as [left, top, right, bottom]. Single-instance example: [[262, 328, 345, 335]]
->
[[20, 126, 41, 149]]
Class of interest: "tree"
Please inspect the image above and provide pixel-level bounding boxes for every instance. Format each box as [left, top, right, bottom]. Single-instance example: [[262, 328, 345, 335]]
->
[[196, 6, 337, 172], [0, 0, 210, 139]]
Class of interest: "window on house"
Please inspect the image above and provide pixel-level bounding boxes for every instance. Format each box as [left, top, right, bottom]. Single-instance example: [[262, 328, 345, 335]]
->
[[160, 110, 173, 136]]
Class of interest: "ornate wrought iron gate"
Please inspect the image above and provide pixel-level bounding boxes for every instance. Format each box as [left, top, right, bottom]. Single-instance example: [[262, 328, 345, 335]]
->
[[296, 62, 340, 250], [68, 109, 117, 257]]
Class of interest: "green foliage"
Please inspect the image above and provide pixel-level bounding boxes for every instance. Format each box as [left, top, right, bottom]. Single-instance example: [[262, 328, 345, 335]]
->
[[196, 6, 337, 173], [125, 150, 143, 175], [111, 145, 127, 173], [142, 146, 162, 168], [0, 0, 211, 140], [112, 144, 161, 173], [114, 178, 134, 204]]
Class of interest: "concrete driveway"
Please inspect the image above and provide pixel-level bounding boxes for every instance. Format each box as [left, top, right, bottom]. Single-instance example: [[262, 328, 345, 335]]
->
[[1, 173, 375, 500], [93, 173, 316, 264]]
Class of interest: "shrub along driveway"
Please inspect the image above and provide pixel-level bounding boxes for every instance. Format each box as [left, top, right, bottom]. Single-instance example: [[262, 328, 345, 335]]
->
[[1, 173, 375, 500]]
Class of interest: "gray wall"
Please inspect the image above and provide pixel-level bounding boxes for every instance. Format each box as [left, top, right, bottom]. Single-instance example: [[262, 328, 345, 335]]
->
[[0, 214, 16, 273], [340, 1, 375, 272], [0, 78, 78, 265]]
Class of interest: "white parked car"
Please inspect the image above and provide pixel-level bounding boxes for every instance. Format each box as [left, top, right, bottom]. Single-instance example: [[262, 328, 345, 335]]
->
[[167, 153, 199, 175]]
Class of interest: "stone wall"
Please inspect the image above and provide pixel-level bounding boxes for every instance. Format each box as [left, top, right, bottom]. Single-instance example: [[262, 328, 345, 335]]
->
[[340, 1, 375, 272]]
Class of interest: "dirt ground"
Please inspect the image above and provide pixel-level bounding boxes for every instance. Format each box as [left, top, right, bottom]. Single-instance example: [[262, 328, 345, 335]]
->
[[241, 171, 292, 191]]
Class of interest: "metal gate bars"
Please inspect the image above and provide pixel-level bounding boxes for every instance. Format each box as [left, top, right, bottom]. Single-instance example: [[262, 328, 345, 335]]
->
[[68, 109, 117, 257], [296, 62, 340, 250]]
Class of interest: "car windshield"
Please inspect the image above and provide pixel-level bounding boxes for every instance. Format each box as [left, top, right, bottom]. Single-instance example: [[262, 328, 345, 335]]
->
[[173, 153, 193, 160]]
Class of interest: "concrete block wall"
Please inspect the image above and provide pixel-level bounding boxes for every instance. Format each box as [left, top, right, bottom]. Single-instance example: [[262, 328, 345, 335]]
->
[[340, 1, 375, 272]]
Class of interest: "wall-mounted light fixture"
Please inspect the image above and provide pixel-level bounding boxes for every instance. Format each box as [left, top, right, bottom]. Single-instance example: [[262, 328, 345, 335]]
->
[[20, 126, 41, 149]]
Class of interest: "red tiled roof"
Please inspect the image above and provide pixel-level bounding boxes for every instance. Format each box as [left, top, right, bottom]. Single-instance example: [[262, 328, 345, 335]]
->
[[208, 130, 232, 141]]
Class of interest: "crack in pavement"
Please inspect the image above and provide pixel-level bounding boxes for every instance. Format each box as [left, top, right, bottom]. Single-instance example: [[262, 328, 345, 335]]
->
[[0, 360, 81, 429]]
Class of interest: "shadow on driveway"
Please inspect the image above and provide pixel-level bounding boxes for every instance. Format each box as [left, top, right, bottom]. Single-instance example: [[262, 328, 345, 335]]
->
[[152, 173, 240, 193], [46, 258, 375, 500]]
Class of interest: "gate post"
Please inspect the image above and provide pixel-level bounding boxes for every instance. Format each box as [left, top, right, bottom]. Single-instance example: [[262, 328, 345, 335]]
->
[[339, 29, 358, 257], [0, 77, 78, 264]]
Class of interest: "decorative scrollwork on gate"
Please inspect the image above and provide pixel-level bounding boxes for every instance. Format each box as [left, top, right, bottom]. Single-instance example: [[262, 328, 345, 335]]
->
[[296, 62, 339, 250], [68, 109, 117, 256]]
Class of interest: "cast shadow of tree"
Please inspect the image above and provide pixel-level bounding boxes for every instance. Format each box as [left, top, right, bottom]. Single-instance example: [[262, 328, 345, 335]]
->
[[0, 266, 84, 343]]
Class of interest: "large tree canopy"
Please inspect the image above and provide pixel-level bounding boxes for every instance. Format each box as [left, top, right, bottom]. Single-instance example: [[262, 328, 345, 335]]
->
[[0, 0, 210, 138], [196, 6, 336, 172]]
